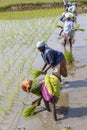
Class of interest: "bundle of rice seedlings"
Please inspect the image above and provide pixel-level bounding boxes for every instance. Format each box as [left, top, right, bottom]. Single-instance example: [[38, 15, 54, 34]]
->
[[22, 103, 37, 117], [62, 127, 72, 130], [56, 24, 63, 28], [75, 24, 80, 28], [32, 69, 44, 78], [75, 27, 85, 31], [75, 24, 85, 31], [64, 50, 74, 63]]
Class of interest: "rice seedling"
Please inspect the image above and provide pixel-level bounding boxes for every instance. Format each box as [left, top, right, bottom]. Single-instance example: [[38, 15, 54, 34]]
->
[[62, 127, 72, 130], [0, 0, 86, 10], [0, 106, 7, 114], [4, 104, 9, 112], [22, 103, 37, 117], [0, 7, 63, 19], [64, 50, 74, 63], [0, 7, 62, 122], [7, 95, 13, 106], [20, 99, 25, 105], [0, 70, 5, 79], [56, 23, 63, 28], [4, 78, 11, 90], [31, 69, 44, 78], [75, 24, 85, 31]]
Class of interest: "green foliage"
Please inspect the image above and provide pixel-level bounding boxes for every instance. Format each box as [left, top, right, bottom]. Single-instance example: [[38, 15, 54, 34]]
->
[[0, 0, 64, 9], [45, 74, 60, 97], [75, 24, 85, 31], [0, 15, 57, 117], [0, 106, 6, 113], [56, 23, 63, 28], [64, 50, 74, 63], [0, 0, 86, 9], [22, 103, 37, 117], [0, 8, 62, 19], [7, 95, 13, 106], [31, 69, 44, 78], [30, 80, 41, 96]]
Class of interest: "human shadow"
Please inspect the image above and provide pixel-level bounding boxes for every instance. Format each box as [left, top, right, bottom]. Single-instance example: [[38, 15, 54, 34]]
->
[[31, 103, 87, 121], [67, 107, 87, 118], [24, 80, 87, 121], [56, 106, 87, 121], [35, 106, 47, 115], [61, 79, 87, 90]]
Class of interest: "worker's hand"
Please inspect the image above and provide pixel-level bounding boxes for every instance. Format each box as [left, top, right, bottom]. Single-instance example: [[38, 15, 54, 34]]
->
[[42, 70, 47, 74]]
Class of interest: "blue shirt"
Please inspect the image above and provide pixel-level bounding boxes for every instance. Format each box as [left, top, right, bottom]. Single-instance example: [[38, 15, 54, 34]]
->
[[41, 47, 64, 67]]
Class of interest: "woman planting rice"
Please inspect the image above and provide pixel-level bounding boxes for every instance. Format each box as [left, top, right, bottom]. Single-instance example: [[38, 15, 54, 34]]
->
[[20, 74, 60, 121], [59, 12, 76, 54]]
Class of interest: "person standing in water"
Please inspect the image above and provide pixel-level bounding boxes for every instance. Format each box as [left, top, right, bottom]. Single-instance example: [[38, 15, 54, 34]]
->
[[36, 40, 67, 82], [59, 12, 75, 54]]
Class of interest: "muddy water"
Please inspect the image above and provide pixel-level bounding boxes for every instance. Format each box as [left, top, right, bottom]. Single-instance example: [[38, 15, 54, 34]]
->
[[53, 14, 87, 72], [32, 14, 87, 130], [0, 14, 87, 130], [15, 14, 87, 130]]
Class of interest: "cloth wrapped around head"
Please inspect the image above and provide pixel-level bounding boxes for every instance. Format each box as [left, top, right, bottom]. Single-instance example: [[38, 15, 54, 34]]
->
[[36, 40, 46, 48], [20, 79, 33, 93], [65, 12, 74, 18]]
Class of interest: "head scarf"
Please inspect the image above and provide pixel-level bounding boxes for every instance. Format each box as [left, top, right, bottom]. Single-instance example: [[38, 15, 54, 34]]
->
[[20, 79, 33, 93], [36, 40, 46, 48]]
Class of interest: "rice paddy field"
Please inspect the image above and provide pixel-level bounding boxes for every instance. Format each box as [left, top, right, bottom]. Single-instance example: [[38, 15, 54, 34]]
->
[[0, 0, 86, 7], [0, 0, 87, 125], [0, 7, 63, 122], [0, 0, 86, 10]]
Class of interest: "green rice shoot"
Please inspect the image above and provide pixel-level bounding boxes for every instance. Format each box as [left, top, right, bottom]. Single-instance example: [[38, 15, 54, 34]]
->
[[64, 50, 74, 63], [75, 24, 85, 31], [22, 103, 37, 117], [31, 69, 44, 78]]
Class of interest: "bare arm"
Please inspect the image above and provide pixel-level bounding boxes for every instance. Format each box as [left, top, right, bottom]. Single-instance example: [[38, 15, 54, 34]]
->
[[42, 63, 53, 74], [41, 63, 47, 71], [59, 28, 63, 36]]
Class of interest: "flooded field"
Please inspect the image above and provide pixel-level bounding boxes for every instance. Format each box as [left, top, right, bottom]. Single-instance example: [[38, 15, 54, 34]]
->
[[0, 13, 87, 130], [0, 17, 56, 120]]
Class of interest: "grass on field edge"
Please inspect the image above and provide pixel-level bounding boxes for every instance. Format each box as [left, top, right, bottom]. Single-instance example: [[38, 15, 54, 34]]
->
[[0, 1, 87, 12], [0, 8, 63, 19]]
